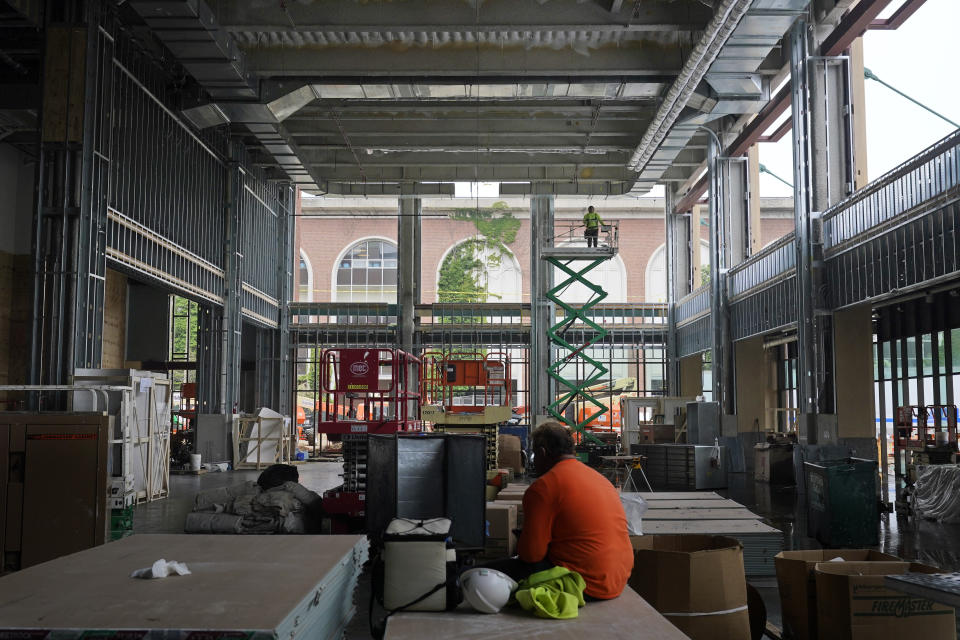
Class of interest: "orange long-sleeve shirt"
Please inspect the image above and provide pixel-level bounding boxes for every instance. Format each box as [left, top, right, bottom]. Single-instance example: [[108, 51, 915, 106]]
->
[[517, 458, 634, 599]]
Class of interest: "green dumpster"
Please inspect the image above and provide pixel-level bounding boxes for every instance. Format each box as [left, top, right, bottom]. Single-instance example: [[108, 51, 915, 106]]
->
[[805, 457, 879, 547]]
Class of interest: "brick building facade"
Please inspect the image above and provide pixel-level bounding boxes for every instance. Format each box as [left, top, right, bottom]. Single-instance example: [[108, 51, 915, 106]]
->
[[295, 196, 795, 304]]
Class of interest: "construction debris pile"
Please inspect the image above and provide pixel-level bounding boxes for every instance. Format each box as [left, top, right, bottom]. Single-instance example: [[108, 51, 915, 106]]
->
[[185, 464, 323, 534]]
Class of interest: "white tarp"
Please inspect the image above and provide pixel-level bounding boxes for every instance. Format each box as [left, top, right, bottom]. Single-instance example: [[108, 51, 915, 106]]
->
[[914, 464, 960, 522]]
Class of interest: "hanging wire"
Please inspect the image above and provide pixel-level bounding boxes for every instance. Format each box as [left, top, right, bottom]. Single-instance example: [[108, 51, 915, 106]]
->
[[864, 67, 960, 130], [759, 163, 794, 189]]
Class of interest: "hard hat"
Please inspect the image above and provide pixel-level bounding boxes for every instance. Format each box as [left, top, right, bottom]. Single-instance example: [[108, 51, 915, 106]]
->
[[460, 568, 517, 614]]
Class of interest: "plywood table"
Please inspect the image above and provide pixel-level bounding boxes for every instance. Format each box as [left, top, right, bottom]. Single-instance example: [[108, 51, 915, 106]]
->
[[643, 508, 759, 520], [638, 491, 722, 500], [385, 586, 689, 639], [0, 534, 368, 639], [645, 499, 744, 510]]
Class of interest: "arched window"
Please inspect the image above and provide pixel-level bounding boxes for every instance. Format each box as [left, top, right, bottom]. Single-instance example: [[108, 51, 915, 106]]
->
[[435, 239, 522, 303], [335, 238, 398, 302], [298, 249, 313, 302], [644, 241, 710, 303]]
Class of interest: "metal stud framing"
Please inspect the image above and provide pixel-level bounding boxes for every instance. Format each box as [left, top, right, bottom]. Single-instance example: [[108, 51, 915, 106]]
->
[[30, 2, 293, 410]]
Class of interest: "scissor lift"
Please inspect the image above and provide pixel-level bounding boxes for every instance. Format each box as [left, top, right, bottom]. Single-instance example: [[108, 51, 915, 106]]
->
[[421, 351, 512, 469], [540, 220, 619, 447], [317, 348, 421, 528]]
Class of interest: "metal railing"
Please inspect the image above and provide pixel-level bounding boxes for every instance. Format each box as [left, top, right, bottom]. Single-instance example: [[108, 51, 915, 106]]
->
[[675, 286, 711, 325], [727, 232, 797, 299], [288, 301, 666, 328], [549, 219, 620, 251], [823, 128, 960, 250], [288, 302, 398, 326]]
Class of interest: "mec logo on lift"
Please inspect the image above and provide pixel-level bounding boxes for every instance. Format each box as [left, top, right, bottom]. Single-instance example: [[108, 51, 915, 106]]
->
[[350, 361, 370, 376]]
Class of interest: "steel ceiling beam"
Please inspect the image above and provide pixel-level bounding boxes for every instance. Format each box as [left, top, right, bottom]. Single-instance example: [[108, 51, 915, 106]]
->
[[291, 104, 658, 118], [207, 0, 712, 32], [868, 0, 927, 30], [303, 163, 638, 182], [281, 117, 650, 137], [238, 40, 690, 77]]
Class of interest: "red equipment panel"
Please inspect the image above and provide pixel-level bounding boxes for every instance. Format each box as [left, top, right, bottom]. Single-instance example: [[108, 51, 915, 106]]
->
[[317, 348, 421, 435], [323, 348, 392, 393], [421, 351, 511, 414]]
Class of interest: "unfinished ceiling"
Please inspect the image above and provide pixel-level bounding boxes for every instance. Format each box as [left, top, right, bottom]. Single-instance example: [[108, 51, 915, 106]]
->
[[128, 0, 811, 197]]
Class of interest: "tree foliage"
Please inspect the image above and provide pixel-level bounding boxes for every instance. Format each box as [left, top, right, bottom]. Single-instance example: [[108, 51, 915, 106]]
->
[[438, 201, 520, 303]]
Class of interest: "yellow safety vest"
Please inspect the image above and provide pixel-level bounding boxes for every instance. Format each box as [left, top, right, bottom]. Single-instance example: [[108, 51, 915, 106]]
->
[[583, 211, 602, 229]]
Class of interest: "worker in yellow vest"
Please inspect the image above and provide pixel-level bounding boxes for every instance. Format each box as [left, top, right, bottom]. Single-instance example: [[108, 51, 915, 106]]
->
[[582, 205, 605, 248]]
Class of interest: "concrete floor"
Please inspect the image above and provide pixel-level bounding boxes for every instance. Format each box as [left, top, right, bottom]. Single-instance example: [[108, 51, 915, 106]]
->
[[132, 464, 960, 639], [722, 472, 960, 632], [132, 460, 344, 534]]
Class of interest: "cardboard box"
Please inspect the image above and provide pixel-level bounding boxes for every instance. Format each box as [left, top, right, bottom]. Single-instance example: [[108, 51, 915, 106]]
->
[[484, 502, 518, 558], [497, 435, 523, 474], [629, 535, 750, 639], [814, 562, 955, 640], [493, 500, 524, 528], [774, 549, 901, 640], [485, 485, 499, 502]]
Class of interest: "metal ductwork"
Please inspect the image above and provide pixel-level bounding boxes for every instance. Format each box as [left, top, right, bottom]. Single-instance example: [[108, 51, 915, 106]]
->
[[629, 0, 810, 194], [129, 0, 256, 100], [130, 0, 316, 186]]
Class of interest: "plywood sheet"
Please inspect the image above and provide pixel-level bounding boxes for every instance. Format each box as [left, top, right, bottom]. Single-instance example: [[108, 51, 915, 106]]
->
[[643, 508, 758, 520], [638, 492, 722, 500], [645, 499, 743, 509], [642, 519, 782, 535], [0, 534, 365, 632], [385, 586, 688, 639]]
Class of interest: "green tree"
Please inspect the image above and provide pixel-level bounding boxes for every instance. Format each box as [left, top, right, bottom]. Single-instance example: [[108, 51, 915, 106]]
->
[[437, 240, 487, 303], [438, 201, 521, 303]]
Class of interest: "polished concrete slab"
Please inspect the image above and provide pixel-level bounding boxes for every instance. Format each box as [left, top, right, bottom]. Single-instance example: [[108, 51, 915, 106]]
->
[[721, 472, 960, 631]]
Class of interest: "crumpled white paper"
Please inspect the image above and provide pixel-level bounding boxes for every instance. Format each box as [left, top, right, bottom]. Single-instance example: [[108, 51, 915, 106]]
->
[[130, 558, 192, 579]]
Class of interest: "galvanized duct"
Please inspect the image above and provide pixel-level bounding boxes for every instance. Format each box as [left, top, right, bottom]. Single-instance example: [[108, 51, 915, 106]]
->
[[628, 0, 754, 173], [629, 0, 810, 194]]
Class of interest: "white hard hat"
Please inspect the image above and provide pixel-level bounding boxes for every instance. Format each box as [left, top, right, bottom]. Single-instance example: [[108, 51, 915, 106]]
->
[[460, 568, 518, 614]]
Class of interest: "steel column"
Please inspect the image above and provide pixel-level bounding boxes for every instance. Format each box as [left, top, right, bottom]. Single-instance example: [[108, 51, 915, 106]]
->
[[791, 19, 820, 441], [791, 19, 854, 441], [276, 184, 295, 416], [529, 193, 555, 421], [397, 192, 421, 355], [665, 187, 679, 395], [707, 129, 733, 413], [221, 142, 244, 414]]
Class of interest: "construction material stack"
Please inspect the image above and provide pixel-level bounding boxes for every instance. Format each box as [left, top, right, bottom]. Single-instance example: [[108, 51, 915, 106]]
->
[[316, 348, 421, 530], [893, 404, 960, 512]]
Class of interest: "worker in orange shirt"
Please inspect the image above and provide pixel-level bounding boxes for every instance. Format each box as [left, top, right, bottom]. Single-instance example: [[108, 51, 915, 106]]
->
[[484, 422, 634, 600]]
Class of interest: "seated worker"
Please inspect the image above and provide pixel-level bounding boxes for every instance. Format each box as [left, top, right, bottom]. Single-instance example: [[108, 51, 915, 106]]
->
[[501, 422, 633, 599]]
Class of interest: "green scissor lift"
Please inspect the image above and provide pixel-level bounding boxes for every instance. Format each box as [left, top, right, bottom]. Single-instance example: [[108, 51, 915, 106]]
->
[[540, 221, 619, 447]]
